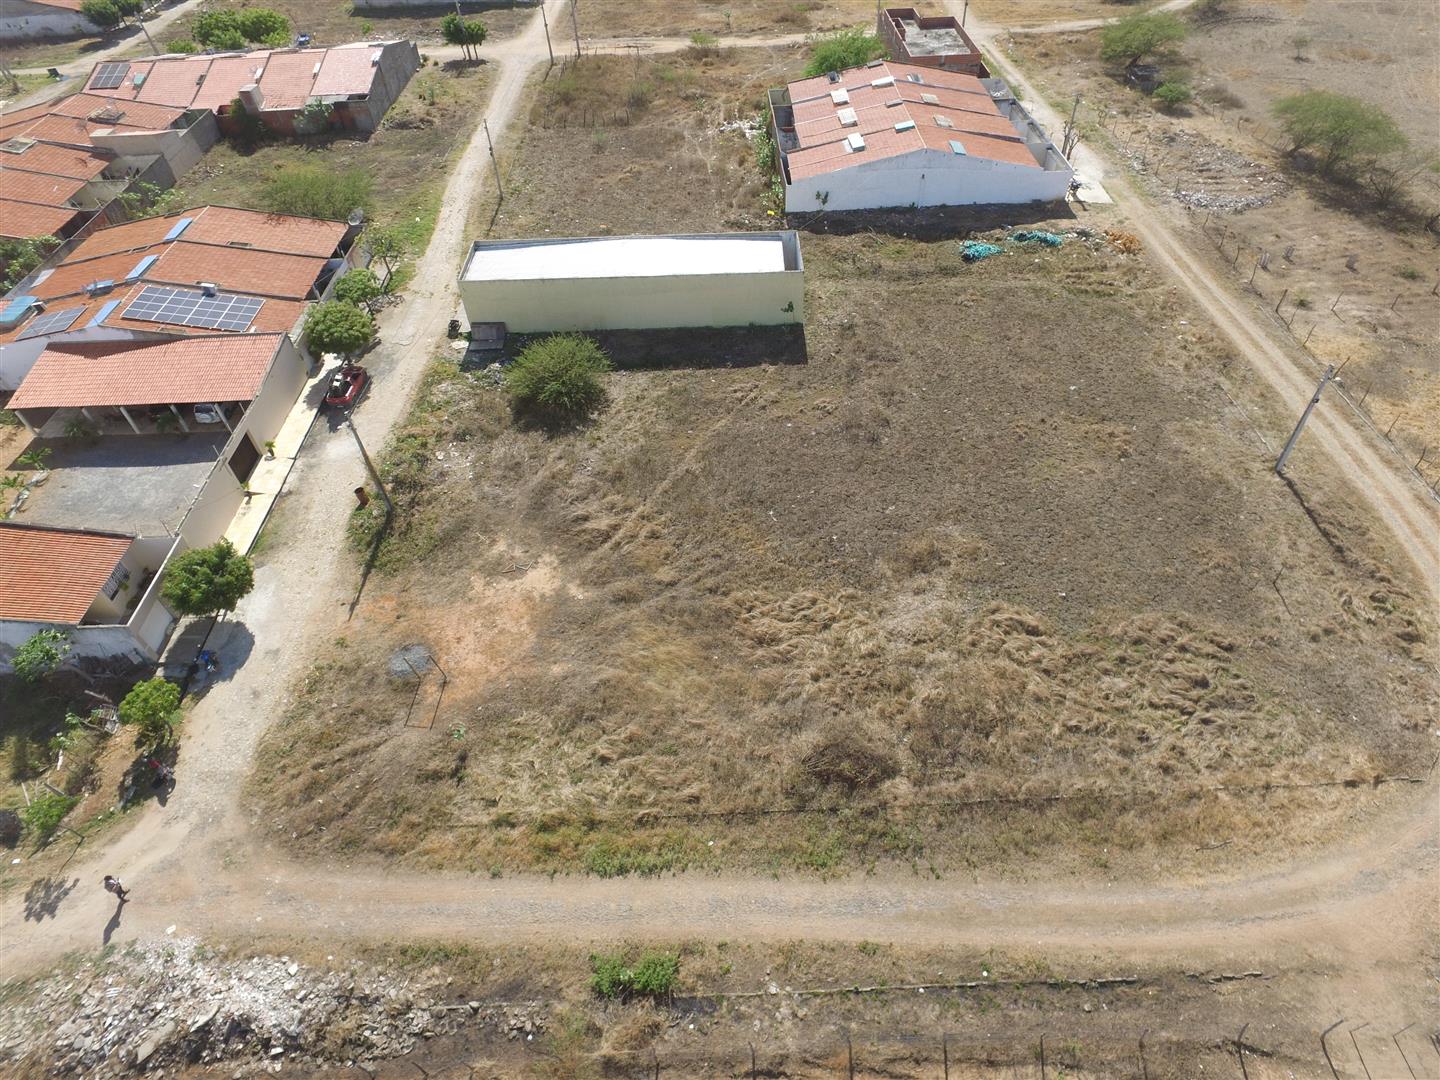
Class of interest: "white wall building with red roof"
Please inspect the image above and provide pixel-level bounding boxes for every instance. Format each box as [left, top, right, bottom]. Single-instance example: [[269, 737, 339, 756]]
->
[[768, 60, 1074, 213]]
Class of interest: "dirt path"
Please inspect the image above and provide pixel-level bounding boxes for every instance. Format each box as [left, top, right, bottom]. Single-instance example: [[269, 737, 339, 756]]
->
[[2, 4, 1436, 1012]]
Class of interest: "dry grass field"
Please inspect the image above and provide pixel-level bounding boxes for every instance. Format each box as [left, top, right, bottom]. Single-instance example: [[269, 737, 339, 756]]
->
[[1002, 0, 1440, 466], [575, 0, 876, 38], [250, 48, 1438, 881]]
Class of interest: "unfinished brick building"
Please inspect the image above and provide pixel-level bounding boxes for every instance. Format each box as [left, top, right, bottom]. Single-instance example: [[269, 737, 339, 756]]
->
[[877, 7, 989, 78]]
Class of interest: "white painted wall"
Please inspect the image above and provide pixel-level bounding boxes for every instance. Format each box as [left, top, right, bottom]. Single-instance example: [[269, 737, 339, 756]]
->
[[0, 6, 97, 42], [784, 148, 1072, 213]]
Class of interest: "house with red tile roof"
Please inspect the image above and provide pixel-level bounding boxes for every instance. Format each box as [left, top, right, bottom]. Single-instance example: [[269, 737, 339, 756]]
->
[[0, 205, 360, 392], [0, 92, 217, 245], [79, 40, 421, 135], [767, 60, 1073, 213]]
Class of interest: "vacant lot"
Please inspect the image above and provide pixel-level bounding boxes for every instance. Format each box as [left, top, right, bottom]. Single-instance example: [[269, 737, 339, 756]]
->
[[252, 48, 1437, 881], [174, 59, 491, 264], [972, 0, 1168, 28], [576, 0, 875, 38], [1002, 1, 1440, 469]]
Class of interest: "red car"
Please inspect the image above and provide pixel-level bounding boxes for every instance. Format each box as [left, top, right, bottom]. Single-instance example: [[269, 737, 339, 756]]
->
[[324, 362, 369, 408]]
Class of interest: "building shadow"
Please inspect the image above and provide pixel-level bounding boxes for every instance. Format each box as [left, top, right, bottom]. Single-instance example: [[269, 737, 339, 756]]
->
[[796, 201, 1080, 241], [501, 325, 809, 373], [23, 876, 78, 922]]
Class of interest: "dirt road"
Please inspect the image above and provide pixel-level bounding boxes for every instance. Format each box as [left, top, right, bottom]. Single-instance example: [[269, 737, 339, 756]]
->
[[2, 4, 1435, 1023]]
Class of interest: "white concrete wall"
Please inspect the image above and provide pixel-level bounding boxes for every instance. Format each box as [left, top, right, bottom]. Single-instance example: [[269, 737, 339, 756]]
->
[[93, 113, 218, 185], [785, 148, 1072, 213], [0, 620, 155, 668], [460, 272, 805, 332], [0, 6, 96, 42], [83, 535, 171, 623]]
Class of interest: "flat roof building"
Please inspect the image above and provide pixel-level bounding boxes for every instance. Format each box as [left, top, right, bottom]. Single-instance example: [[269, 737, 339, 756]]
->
[[767, 60, 1073, 213], [458, 233, 805, 333], [878, 7, 988, 77]]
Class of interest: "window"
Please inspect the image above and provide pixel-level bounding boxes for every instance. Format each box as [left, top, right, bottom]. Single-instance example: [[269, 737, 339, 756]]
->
[[102, 563, 131, 601]]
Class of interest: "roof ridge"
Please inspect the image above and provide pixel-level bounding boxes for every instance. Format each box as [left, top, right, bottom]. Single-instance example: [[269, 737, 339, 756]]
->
[[0, 519, 136, 541]]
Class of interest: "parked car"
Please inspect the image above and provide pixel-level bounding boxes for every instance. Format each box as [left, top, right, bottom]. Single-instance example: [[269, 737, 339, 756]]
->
[[194, 402, 224, 425], [324, 362, 369, 408]]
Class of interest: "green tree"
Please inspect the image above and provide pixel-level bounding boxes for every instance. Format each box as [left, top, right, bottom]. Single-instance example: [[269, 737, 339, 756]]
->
[[440, 12, 488, 60], [1273, 90, 1408, 176], [166, 38, 199, 53], [11, 629, 71, 683], [1153, 79, 1193, 110], [333, 267, 382, 309], [119, 678, 182, 745], [303, 301, 374, 357], [160, 539, 255, 616], [81, 0, 122, 29], [193, 11, 248, 49], [20, 792, 79, 840], [227, 96, 267, 148], [236, 7, 291, 46], [117, 180, 183, 220], [1100, 12, 1187, 68], [0, 234, 60, 290], [363, 224, 412, 281], [261, 164, 372, 221], [504, 334, 611, 422], [804, 27, 885, 78]]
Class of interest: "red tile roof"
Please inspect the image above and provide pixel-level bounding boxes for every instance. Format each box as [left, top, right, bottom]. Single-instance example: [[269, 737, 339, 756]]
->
[[0, 142, 110, 182], [259, 51, 323, 110], [0, 169, 86, 207], [781, 60, 1041, 181], [149, 242, 328, 299], [0, 523, 132, 625], [0, 198, 84, 241], [9, 333, 284, 411], [179, 206, 348, 257], [311, 47, 380, 98]]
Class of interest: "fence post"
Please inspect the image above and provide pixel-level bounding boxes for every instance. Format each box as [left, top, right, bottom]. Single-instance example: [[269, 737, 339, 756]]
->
[[1275, 288, 1288, 314], [1320, 1018, 1346, 1080], [1236, 1023, 1251, 1080]]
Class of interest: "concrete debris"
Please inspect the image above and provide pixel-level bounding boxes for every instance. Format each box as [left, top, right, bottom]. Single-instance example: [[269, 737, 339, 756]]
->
[[0, 937, 549, 1077], [1122, 126, 1287, 213]]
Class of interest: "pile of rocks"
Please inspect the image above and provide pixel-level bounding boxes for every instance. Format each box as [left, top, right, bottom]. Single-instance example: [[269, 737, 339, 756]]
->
[[1122, 126, 1288, 213], [0, 937, 548, 1076]]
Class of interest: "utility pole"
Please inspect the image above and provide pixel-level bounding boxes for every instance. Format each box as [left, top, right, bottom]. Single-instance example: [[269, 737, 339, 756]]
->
[[540, 2, 554, 66], [962, 0, 969, 27], [483, 118, 502, 201], [346, 417, 392, 512], [1275, 365, 1335, 474], [571, 0, 582, 59], [130, 12, 158, 55]]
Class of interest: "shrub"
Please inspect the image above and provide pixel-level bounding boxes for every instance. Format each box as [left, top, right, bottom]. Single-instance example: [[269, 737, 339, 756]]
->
[[195, 8, 289, 48], [1100, 12, 1186, 67], [804, 27, 885, 77], [81, 0, 121, 29], [235, 7, 290, 46], [589, 952, 679, 1000], [193, 11, 247, 50], [119, 678, 182, 745], [12, 629, 71, 683], [293, 99, 333, 136], [1273, 90, 1407, 176], [160, 538, 255, 616], [689, 31, 719, 46], [262, 164, 372, 220], [304, 300, 374, 357], [440, 12, 487, 60], [0, 234, 60, 290], [1153, 80, 1193, 110], [228, 96, 266, 148], [166, 38, 199, 53], [333, 267, 382, 308], [503, 334, 611, 422], [20, 792, 78, 840]]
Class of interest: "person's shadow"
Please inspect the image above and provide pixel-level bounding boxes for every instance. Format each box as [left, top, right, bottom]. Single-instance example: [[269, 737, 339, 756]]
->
[[102, 899, 125, 945], [23, 876, 78, 921]]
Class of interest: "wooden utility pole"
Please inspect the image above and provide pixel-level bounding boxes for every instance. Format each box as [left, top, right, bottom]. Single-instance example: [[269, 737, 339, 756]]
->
[[571, 0, 581, 59], [483, 118, 502, 201], [1275, 365, 1335, 474], [540, 2, 554, 66]]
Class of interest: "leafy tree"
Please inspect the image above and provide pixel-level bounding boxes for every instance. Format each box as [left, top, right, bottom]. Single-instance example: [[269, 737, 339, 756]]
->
[[227, 95, 267, 148], [363, 224, 412, 281], [236, 7, 291, 46], [193, 11, 248, 50], [1273, 90, 1407, 176], [161, 539, 255, 616], [0, 234, 60, 290], [1153, 79, 1192, 110], [804, 27, 885, 78], [20, 792, 78, 840], [117, 180, 183, 220], [261, 164, 372, 220], [11, 629, 71, 683], [81, 0, 122, 29], [440, 12, 488, 60], [333, 267, 382, 309], [504, 334, 611, 422], [115, 0, 144, 12], [303, 301, 374, 357], [166, 38, 199, 53], [119, 678, 182, 745], [1100, 12, 1187, 68]]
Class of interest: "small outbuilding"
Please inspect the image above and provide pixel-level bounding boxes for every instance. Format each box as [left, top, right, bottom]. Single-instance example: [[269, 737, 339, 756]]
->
[[458, 233, 805, 333]]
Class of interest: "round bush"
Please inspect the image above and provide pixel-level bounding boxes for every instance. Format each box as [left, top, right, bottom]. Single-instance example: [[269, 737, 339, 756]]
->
[[503, 334, 611, 421]]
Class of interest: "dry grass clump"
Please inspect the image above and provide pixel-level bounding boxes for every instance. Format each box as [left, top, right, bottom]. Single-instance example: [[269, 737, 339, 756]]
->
[[793, 715, 901, 796]]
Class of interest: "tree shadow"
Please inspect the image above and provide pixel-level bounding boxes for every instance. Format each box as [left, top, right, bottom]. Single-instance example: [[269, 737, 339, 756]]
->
[[23, 876, 78, 922]]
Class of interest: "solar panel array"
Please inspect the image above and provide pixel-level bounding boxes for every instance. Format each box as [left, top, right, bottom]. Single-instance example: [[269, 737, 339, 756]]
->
[[121, 285, 265, 331], [18, 307, 84, 340], [91, 63, 130, 91]]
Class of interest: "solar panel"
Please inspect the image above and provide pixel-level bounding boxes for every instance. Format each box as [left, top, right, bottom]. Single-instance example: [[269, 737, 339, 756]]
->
[[121, 285, 264, 331], [17, 306, 85, 340], [91, 63, 130, 91]]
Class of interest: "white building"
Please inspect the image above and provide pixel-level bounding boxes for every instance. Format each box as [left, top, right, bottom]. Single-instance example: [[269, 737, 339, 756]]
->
[[458, 233, 805, 333], [768, 60, 1073, 213], [0, 0, 98, 43]]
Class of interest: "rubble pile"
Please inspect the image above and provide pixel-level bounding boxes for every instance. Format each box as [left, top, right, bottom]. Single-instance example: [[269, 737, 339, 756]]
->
[[0, 938, 548, 1077], [1122, 127, 1288, 212]]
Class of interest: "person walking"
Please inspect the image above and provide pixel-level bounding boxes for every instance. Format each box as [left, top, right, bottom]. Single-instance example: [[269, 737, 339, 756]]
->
[[102, 875, 129, 902]]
